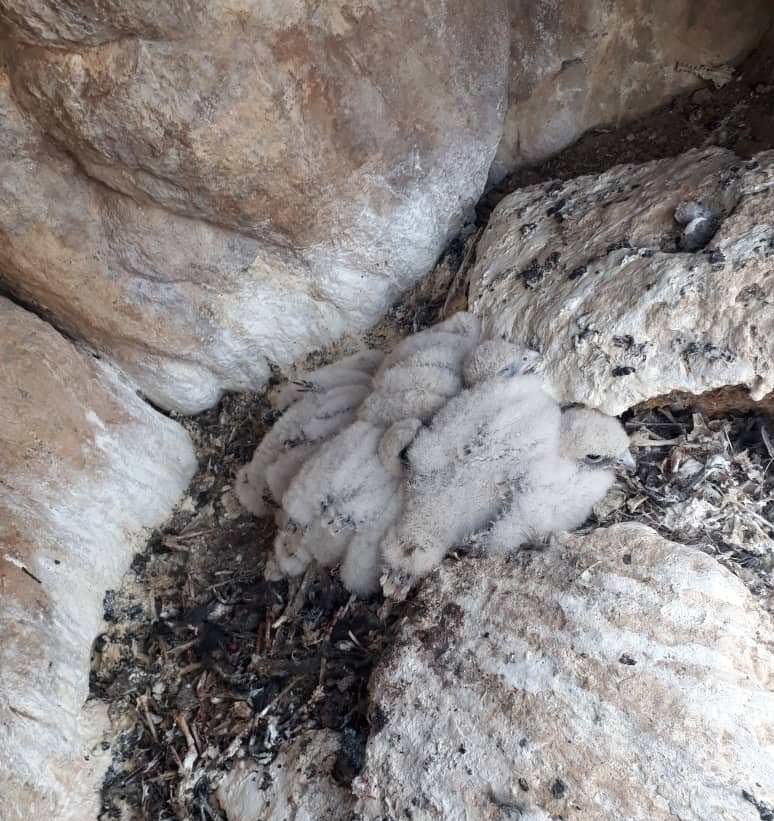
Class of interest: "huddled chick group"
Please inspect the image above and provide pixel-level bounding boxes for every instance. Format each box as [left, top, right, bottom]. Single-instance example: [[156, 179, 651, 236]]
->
[[236, 313, 634, 596]]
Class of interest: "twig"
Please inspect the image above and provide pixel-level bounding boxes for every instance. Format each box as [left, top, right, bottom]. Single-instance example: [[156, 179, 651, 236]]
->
[[257, 677, 301, 718], [441, 228, 482, 318]]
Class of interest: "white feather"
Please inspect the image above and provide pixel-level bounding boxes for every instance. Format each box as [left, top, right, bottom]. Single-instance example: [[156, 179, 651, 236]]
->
[[235, 383, 368, 515], [272, 349, 383, 411]]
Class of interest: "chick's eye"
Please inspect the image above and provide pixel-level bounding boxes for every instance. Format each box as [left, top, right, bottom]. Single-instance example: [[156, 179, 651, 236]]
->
[[585, 454, 603, 462]]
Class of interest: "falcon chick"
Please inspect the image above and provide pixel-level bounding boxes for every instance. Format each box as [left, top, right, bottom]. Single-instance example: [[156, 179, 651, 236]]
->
[[235, 312, 634, 597], [486, 407, 635, 554], [235, 352, 382, 516], [380, 345, 557, 580]]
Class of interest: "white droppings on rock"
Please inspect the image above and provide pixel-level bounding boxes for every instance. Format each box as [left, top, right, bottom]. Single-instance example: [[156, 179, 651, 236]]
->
[[355, 524, 774, 820], [215, 731, 353, 821]]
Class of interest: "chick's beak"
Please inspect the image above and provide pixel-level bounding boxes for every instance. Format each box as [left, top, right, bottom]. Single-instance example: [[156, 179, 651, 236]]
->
[[616, 450, 637, 474], [522, 349, 542, 374]]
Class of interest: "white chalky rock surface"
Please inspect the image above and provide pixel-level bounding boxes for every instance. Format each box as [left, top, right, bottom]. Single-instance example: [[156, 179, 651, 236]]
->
[[0, 298, 197, 820], [354, 524, 774, 820], [470, 148, 774, 415], [215, 731, 354, 821]]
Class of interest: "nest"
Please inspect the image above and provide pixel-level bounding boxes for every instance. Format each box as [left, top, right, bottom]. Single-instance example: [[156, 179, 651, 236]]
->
[[93, 386, 773, 821], [92, 67, 774, 814], [607, 406, 773, 604]]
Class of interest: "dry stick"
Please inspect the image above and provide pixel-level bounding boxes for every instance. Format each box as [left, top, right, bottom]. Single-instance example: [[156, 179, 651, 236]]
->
[[269, 563, 316, 653], [138, 693, 159, 743], [316, 593, 356, 694], [257, 676, 302, 719], [440, 227, 483, 319], [176, 713, 200, 755]]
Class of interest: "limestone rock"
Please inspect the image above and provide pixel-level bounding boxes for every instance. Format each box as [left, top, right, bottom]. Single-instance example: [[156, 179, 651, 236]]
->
[[1, 4, 770, 415], [5, 1, 508, 275], [0, 1, 509, 411], [470, 148, 774, 415], [0, 0, 205, 45], [493, 0, 772, 179], [0, 66, 432, 414], [0, 297, 196, 820], [215, 731, 354, 821], [355, 524, 774, 820]]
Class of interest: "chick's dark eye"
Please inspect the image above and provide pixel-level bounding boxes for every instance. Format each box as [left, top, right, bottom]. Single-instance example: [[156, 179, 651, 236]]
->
[[586, 454, 602, 462]]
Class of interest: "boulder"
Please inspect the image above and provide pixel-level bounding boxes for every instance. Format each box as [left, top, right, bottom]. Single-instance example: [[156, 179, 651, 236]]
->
[[470, 148, 774, 415], [494, 0, 772, 179], [0, 71, 291, 413], [0, 297, 196, 820], [355, 524, 774, 819], [215, 731, 354, 821], [0, 0, 509, 412], [3, 0, 508, 279], [1, 4, 770, 414]]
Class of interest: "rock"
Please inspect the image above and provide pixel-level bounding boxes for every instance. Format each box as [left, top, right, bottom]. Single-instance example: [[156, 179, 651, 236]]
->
[[1, 4, 770, 414], [0, 1, 508, 411], [492, 0, 771, 179], [0, 0, 204, 45], [355, 524, 774, 820], [0, 297, 196, 820], [215, 731, 354, 821], [6, 4, 508, 249], [470, 148, 774, 415], [3, 2, 507, 283], [0, 63, 487, 414], [0, 71, 288, 413], [0, 63, 486, 415]]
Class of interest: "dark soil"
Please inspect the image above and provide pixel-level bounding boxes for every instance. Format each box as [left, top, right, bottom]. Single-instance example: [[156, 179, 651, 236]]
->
[[94, 392, 412, 820]]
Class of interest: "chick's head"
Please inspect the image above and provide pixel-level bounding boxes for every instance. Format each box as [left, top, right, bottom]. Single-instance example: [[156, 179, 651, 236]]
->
[[462, 340, 541, 386], [559, 407, 635, 473]]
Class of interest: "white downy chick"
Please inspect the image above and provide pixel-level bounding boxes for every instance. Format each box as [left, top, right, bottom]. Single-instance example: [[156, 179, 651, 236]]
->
[[272, 514, 353, 578], [461, 339, 541, 386], [377, 311, 482, 371], [381, 346, 560, 580], [408, 343, 553, 477], [486, 407, 635, 554], [358, 312, 482, 426], [236, 351, 382, 516], [235, 383, 369, 516], [282, 421, 390, 529], [274, 418, 420, 586], [339, 418, 421, 595], [272, 514, 313, 578], [272, 349, 384, 411]]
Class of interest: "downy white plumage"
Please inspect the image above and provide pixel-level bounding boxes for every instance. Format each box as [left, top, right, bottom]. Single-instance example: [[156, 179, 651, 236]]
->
[[235, 353, 382, 515], [486, 407, 635, 555], [235, 312, 634, 595]]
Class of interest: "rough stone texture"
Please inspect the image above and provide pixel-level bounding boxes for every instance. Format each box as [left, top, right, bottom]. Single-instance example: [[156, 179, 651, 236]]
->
[[355, 524, 774, 820], [0, 2, 509, 412], [5, 3, 508, 250], [493, 0, 772, 180], [215, 731, 354, 821], [0, 297, 196, 820], [0, 0, 205, 45], [470, 148, 774, 415], [0, 3, 770, 413]]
